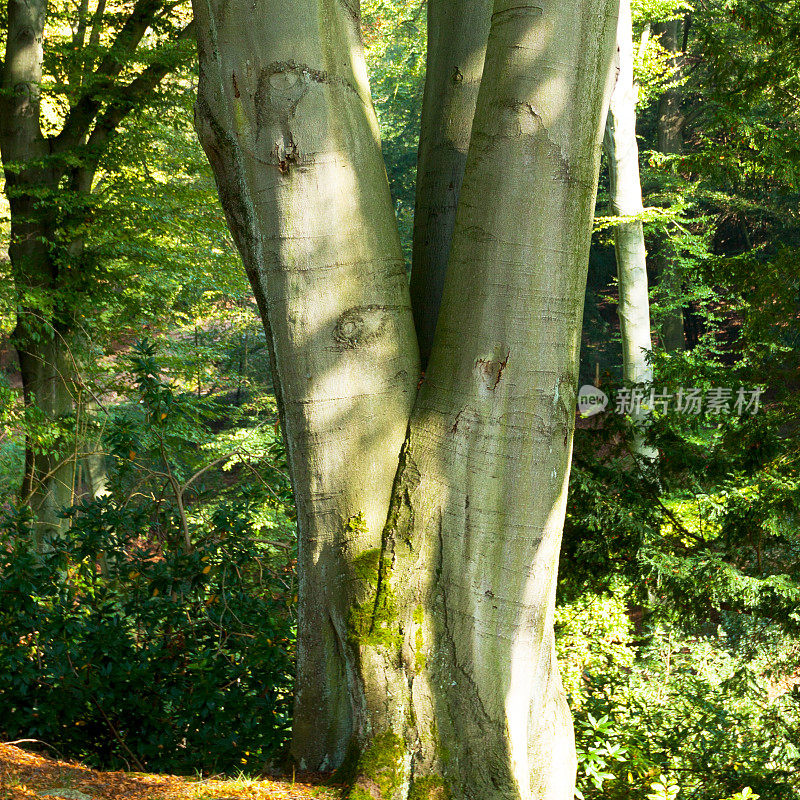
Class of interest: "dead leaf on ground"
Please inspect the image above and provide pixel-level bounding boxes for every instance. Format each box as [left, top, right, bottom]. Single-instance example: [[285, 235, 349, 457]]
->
[[0, 743, 339, 800]]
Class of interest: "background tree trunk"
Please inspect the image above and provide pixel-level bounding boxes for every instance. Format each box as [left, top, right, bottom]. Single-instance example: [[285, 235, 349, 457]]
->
[[605, 0, 653, 387], [604, 0, 657, 459], [83, 399, 110, 500], [1, 0, 194, 538], [410, 0, 492, 367], [16, 334, 76, 540], [191, 0, 420, 771], [1, 0, 75, 538]]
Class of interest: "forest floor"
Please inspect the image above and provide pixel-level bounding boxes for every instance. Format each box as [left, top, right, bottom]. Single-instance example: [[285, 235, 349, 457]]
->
[[0, 744, 339, 800]]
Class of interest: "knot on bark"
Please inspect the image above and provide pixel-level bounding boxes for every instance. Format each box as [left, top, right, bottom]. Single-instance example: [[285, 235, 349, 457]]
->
[[274, 137, 299, 174], [334, 305, 391, 349], [255, 65, 312, 130]]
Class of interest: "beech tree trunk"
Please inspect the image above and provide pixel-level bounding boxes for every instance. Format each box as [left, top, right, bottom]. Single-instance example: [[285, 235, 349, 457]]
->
[[410, 0, 492, 367], [191, 0, 420, 770], [654, 14, 686, 352], [604, 0, 657, 459], [353, 2, 617, 797], [194, 0, 617, 796], [604, 0, 653, 388]]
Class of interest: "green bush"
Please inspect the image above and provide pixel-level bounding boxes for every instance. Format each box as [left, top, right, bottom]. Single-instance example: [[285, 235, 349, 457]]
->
[[0, 495, 295, 773], [0, 342, 296, 774]]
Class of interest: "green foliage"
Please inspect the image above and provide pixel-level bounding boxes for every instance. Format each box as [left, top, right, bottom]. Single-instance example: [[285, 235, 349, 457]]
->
[[556, 582, 635, 708], [0, 374, 24, 498], [0, 497, 294, 773], [560, 570, 800, 799], [363, 0, 426, 264], [569, 619, 800, 800], [565, 336, 800, 800], [0, 343, 296, 773]]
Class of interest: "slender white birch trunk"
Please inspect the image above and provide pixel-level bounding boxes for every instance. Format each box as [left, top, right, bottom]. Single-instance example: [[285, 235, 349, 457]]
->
[[604, 0, 657, 459], [191, 0, 420, 770]]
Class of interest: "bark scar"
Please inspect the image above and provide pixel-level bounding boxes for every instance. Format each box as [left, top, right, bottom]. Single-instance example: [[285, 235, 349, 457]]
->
[[333, 305, 397, 349], [475, 350, 510, 391], [491, 5, 543, 22]]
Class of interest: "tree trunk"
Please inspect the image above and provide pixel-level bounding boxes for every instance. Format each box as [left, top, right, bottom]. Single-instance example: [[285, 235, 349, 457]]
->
[[410, 0, 492, 368], [16, 332, 76, 541], [604, 0, 657, 459], [83, 400, 110, 500], [191, 0, 420, 771], [1, 0, 76, 538], [655, 18, 685, 158], [605, 0, 653, 387], [2, 0, 197, 538], [350, 0, 617, 797], [194, 0, 617, 793], [654, 15, 686, 352]]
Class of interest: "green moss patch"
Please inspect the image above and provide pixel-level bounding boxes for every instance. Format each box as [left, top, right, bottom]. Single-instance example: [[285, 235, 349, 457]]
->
[[408, 775, 450, 800], [350, 731, 405, 800], [347, 543, 401, 650], [414, 607, 426, 671]]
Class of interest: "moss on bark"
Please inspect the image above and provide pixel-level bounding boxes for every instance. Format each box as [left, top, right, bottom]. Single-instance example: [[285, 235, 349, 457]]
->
[[408, 776, 450, 800], [350, 730, 405, 800], [347, 546, 401, 649]]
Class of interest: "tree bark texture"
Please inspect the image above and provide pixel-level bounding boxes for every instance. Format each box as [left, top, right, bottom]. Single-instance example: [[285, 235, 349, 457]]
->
[[1, 0, 75, 538], [604, 0, 657, 460], [194, 0, 617, 796], [350, 1, 617, 798], [410, 0, 492, 368], [191, 0, 421, 772], [604, 0, 653, 388]]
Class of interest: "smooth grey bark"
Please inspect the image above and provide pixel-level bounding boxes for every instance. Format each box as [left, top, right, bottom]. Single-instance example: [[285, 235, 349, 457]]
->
[[194, 0, 617, 794], [83, 400, 110, 500], [604, 0, 657, 460], [654, 14, 686, 351], [410, 0, 492, 368], [191, 0, 420, 771], [84, 451, 109, 498], [352, 1, 618, 798], [604, 0, 653, 387]]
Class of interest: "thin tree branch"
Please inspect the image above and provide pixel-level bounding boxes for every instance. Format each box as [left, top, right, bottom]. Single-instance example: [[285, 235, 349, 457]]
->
[[55, 0, 168, 148], [82, 20, 195, 161]]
